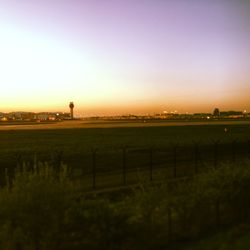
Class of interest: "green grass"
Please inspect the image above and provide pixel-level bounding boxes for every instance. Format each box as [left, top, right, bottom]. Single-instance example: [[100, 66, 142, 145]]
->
[[1, 123, 249, 150], [0, 123, 249, 169]]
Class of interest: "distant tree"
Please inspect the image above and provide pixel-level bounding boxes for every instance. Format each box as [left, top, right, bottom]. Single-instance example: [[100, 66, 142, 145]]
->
[[213, 108, 220, 117]]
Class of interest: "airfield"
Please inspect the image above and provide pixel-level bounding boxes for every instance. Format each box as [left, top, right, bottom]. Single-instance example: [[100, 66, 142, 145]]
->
[[0, 119, 250, 130]]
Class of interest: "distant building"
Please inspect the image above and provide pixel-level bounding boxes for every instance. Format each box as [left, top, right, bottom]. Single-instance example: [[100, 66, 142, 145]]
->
[[8, 112, 36, 121], [35, 112, 71, 121], [69, 102, 75, 119], [220, 111, 243, 119]]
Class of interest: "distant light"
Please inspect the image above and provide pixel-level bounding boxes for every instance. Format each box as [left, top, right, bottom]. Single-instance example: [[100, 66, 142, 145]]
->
[[207, 116, 210, 119], [1, 117, 8, 121]]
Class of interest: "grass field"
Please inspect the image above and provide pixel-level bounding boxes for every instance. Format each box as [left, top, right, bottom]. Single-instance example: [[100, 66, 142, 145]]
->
[[0, 120, 249, 188], [0, 120, 249, 164], [0, 120, 249, 148]]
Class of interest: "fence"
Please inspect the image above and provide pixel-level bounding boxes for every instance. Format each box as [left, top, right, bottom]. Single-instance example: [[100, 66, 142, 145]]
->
[[1, 139, 250, 190]]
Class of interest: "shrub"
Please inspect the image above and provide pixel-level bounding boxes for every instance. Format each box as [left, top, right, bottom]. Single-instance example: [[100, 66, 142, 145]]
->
[[0, 160, 250, 249], [0, 162, 72, 250]]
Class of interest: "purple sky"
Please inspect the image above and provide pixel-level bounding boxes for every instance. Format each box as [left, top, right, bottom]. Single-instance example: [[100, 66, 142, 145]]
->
[[0, 0, 249, 115]]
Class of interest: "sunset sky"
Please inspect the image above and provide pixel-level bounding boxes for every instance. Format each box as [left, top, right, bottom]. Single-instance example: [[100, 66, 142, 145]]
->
[[0, 0, 249, 116]]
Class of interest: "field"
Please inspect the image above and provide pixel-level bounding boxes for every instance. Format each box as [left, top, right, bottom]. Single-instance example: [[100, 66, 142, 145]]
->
[[0, 120, 249, 189], [0, 120, 249, 164], [0, 120, 249, 150], [0, 120, 250, 249]]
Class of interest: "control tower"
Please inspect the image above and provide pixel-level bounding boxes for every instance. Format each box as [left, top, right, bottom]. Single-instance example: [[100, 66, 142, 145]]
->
[[69, 102, 74, 119]]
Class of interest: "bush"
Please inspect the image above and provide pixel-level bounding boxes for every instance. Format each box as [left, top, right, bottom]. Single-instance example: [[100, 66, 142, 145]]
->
[[0, 160, 250, 249], [0, 162, 72, 250]]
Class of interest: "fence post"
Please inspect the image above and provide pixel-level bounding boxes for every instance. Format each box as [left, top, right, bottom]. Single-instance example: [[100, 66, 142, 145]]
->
[[248, 140, 250, 160], [213, 141, 219, 168], [173, 146, 177, 178], [122, 147, 127, 185], [33, 152, 39, 174], [215, 198, 221, 229], [232, 140, 236, 163], [16, 154, 22, 172], [194, 143, 198, 174], [92, 149, 97, 189], [168, 207, 172, 242], [5, 168, 10, 190], [149, 147, 153, 181]]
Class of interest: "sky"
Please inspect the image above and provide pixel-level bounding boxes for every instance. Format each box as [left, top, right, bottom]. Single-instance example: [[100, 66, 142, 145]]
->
[[0, 0, 249, 116]]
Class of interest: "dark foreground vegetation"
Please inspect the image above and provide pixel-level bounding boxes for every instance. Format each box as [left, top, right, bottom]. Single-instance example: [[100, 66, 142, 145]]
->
[[1, 160, 250, 250]]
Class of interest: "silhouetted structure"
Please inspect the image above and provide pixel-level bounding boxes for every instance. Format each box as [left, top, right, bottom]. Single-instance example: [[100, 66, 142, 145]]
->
[[213, 108, 220, 117], [69, 102, 74, 119]]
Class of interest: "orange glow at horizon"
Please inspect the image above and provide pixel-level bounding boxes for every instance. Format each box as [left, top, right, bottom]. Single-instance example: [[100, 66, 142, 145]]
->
[[0, 1, 249, 115]]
